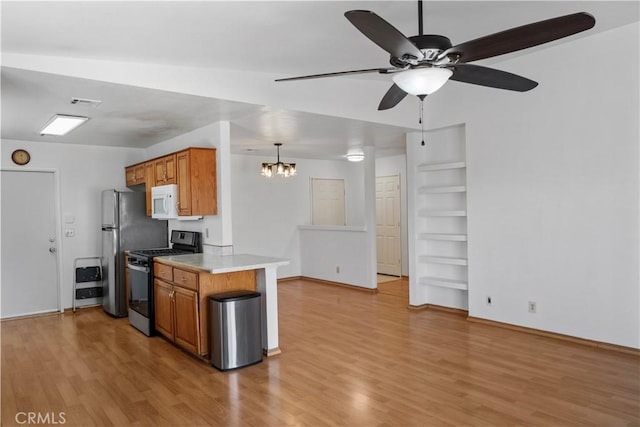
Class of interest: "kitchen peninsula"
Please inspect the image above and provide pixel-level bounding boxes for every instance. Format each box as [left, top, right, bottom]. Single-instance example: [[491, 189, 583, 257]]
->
[[154, 253, 289, 358]]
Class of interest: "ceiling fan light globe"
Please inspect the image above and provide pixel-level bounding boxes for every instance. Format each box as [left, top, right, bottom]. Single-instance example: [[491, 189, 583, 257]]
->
[[392, 67, 453, 96]]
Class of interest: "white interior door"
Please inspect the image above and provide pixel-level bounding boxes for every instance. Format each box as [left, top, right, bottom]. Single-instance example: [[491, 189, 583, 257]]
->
[[1, 170, 60, 318], [376, 175, 401, 276], [311, 178, 345, 226]]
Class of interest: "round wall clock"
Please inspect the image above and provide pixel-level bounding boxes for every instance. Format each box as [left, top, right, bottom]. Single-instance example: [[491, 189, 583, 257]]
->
[[11, 149, 31, 166]]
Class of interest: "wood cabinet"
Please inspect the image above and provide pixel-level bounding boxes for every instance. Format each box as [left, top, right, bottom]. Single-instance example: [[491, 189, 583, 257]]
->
[[125, 147, 216, 217], [154, 265, 201, 355], [176, 148, 217, 216], [154, 154, 177, 186], [125, 162, 145, 186], [154, 279, 174, 338], [173, 286, 200, 354], [153, 260, 257, 357], [144, 162, 154, 216]]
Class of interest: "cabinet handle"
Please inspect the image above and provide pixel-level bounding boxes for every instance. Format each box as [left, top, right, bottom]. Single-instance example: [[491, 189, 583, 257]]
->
[[181, 277, 186, 281]]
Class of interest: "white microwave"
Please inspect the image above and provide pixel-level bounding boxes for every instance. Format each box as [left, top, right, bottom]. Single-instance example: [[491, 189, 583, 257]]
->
[[151, 184, 179, 219]]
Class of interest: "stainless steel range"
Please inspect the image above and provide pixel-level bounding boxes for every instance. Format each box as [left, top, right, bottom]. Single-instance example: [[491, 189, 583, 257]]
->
[[127, 230, 202, 336]]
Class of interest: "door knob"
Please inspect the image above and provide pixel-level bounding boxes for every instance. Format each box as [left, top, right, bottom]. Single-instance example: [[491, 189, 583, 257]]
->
[[49, 247, 56, 253], [49, 237, 56, 243]]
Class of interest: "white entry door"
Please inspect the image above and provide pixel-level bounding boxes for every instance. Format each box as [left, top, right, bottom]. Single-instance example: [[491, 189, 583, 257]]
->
[[1, 170, 60, 318], [376, 175, 401, 276]]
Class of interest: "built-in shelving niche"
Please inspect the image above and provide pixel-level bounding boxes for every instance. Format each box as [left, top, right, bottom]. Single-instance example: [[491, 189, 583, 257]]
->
[[408, 125, 468, 310]]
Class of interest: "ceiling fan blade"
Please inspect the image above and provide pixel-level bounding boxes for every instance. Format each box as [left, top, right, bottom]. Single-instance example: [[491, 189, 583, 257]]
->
[[345, 10, 424, 61], [449, 64, 538, 92], [441, 12, 595, 63], [275, 67, 394, 82], [378, 84, 408, 110]]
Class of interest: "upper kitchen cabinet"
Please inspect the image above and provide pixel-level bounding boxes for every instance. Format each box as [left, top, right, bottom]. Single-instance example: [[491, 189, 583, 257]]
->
[[177, 148, 217, 216], [154, 154, 177, 186], [125, 147, 217, 217], [125, 162, 145, 186], [144, 162, 154, 216]]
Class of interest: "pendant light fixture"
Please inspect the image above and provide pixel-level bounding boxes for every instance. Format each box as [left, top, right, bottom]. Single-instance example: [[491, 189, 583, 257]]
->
[[261, 143, 297, 178]]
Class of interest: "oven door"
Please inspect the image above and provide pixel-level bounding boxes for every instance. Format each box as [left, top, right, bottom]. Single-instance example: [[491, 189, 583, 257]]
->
[[127, 262, 150, 317]]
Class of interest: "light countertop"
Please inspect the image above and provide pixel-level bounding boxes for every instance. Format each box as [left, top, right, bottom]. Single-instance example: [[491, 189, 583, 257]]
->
[[155, 253, 289, 274]]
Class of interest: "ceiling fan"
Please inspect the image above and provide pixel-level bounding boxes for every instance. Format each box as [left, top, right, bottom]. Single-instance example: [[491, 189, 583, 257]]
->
[[276, 2, 596, 110]]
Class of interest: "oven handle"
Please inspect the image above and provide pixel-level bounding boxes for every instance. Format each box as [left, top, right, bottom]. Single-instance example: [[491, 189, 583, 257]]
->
[[127, 263, 150, 273]]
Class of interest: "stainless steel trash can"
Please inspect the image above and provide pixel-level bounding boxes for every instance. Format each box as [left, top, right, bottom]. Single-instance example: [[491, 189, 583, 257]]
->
[[209, 290, 262, 371]]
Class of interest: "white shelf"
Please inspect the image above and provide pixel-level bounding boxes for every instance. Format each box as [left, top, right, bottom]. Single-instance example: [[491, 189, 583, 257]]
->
[[417, 161, 466, 172], [418, 185, 466, 194], [418, 233, 467, 241], [418, 276, 468, 291], [419, 255, 468, 266], [418, 209, 467, 217]]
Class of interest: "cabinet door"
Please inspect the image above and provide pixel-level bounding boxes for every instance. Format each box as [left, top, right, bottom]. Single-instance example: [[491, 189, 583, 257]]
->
[[144, 162, 154, 216], [154, 158, 167, 185], [134, 164, 145, 184], [164, 154, 177, 184], [125, 166, 136, 186], [176, 150, 191, 216], [173, 286, 200, 354], [154, 279, 174, 340], [154, 155, 177, 185], [189, 148, 217, 215]]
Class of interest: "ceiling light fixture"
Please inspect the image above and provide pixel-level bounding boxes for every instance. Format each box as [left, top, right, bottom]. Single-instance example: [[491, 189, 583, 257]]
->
[[40, 114, 89, 136], [261, 143, 296, 178], [346, 148, 365, 162], [391, 67, 453, 96]]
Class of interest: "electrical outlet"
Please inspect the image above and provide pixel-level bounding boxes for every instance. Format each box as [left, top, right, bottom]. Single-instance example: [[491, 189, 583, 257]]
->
[[336, 266, 340, 274], [528, 301, 537, 313], [64, 228, 75, 237], [486, 296, 492, 306]]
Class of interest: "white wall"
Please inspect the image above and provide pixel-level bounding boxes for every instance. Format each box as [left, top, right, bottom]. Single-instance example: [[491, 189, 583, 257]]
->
[[230, 154, 366, 279], [1, 139, 144, 309], [376, 154, 408, 276], [425, 23, 639, 348]]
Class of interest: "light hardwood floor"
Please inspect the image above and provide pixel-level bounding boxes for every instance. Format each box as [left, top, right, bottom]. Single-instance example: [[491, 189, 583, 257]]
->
[[2, 278, 638, 426]]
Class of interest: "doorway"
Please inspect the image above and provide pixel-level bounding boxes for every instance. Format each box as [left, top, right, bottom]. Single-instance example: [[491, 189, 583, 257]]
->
[[376, 175, 401, 277], [1, 170, 61, 318]]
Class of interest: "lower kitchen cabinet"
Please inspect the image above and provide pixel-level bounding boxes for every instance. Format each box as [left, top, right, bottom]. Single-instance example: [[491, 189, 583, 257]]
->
[[154, 276, 201, 355], [154, 279, 175, 340], [153, 260, 257, 358], [173, 286, 200, 354]]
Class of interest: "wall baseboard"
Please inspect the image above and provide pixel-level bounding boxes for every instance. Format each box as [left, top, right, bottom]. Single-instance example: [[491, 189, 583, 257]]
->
[[277, 276, 303, 283], [467, 316, 639, 356], [407, 303, 468, 316]]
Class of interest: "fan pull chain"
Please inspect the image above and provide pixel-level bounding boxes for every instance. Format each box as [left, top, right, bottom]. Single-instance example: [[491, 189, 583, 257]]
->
[[419, 97, 426, 146]]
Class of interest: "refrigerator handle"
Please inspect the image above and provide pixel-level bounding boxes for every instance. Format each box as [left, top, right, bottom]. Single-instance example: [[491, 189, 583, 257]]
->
[[111, 229, 117, 258]]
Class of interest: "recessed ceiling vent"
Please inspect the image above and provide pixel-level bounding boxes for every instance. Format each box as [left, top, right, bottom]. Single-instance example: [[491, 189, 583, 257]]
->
[[70, 97, 102, 107]]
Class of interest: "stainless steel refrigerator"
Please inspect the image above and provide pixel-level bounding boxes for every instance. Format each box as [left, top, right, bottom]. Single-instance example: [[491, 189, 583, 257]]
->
[[101, 189, 167, 317]]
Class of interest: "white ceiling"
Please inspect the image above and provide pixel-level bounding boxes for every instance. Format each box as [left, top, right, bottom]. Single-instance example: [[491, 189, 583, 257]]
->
[[2, 1, 638, 160]]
